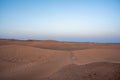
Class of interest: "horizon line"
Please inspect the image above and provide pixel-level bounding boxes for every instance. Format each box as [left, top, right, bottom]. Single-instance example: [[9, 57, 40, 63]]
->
[[0, 38, 120, 44]]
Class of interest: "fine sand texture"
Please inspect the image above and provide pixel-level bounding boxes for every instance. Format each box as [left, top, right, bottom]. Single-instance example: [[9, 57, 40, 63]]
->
[[0, 39, 120, 80]]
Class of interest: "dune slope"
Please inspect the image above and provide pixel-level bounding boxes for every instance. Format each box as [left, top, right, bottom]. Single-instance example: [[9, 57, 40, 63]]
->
[[45, 62, 120, 80]]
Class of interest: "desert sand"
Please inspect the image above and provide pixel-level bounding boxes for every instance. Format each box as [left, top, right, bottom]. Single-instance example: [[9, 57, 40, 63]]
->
[[0, 39, 120, 80]]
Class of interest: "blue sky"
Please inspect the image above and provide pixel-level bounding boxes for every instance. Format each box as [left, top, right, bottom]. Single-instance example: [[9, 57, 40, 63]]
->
[[0, 0, 120, 43]]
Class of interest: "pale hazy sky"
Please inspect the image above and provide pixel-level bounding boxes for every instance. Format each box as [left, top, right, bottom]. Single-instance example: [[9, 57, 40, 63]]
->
[[0, 0, 120, 43]]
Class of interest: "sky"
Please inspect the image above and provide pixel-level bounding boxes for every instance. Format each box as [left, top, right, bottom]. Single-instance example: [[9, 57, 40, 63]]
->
[[0, 0, 120, 43]]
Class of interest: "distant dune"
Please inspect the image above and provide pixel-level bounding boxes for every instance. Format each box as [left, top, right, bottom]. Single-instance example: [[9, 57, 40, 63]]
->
[[0, 39, 120, 80]]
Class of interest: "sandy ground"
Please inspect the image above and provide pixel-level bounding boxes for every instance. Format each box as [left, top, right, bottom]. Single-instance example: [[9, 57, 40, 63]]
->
[[0, 39, 120, 80]]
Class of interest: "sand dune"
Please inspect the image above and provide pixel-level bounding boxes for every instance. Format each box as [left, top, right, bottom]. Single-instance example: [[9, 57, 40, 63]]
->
[[1, 39, 120, 50], [44, 62, 120, 80], [0, 44, 72, 80], [72, 49, 120, 64], [0, 39, 120, 80]]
